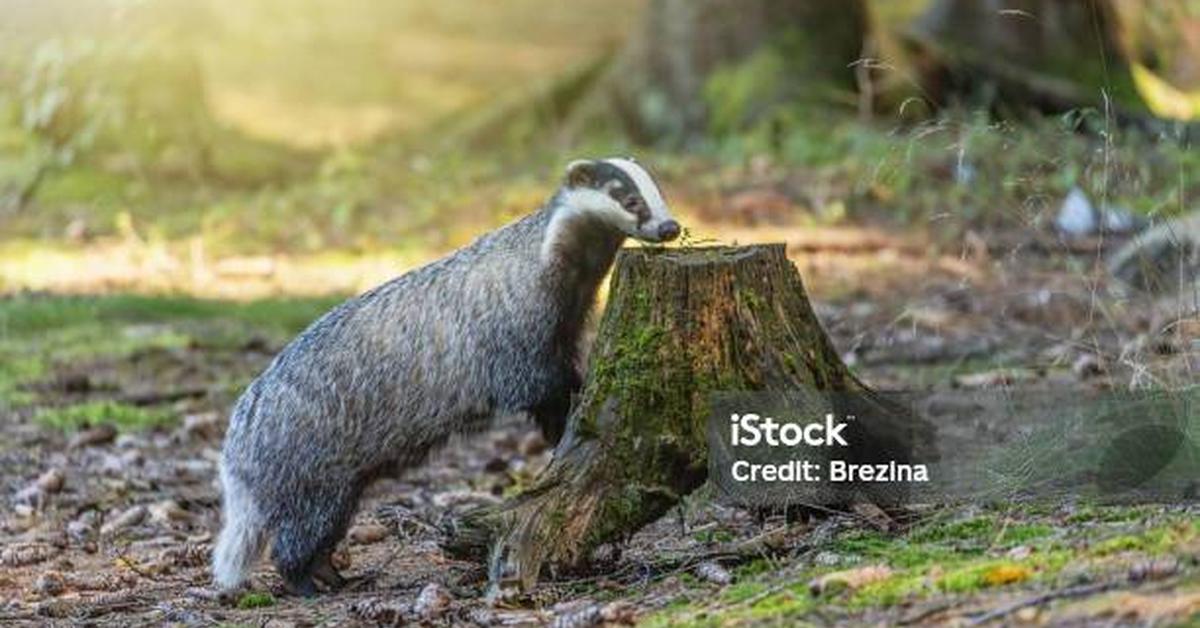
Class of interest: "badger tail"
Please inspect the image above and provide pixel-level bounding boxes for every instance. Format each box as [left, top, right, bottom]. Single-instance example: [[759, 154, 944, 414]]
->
[[212, 466, 268, 591]]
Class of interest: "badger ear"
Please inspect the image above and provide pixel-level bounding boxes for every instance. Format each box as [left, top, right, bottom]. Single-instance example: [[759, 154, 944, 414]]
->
[[564, 159, 596, 188]]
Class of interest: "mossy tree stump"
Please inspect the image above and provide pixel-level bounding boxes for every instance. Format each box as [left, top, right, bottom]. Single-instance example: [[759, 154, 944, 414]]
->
[[480, 244, 884, 592]]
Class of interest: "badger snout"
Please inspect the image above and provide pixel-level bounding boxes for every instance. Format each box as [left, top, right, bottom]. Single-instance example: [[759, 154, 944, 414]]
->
[[656, 220, 681, 242]]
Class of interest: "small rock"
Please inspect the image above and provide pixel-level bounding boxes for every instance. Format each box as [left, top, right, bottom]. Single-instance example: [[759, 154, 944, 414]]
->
[[69, 424, 118, 449], [348, 523, 389, 545], [179, 412, 221, 441], [1006, 545, 1033, 560], [518, 431, 548, 457], [552, 601, 635, 627], [34, 572, 65, 597], [813, 551, 844, 567], [101, 505, 147, 536], [114, 433, 148, 449], [1101, 204, 1143, 233], [100, 454, 129, 475], [552, 603, 603, 628], [413, 583, 452, 620], [1056, 187, 1097, 237], [809, 565, 893, 596], [149, 500, 191, 525], [694, 561, 733, 585], [1072, 354, 1107, 379], [67, 518, 95, 543], [1129, 557, 1178, 582], [12, 485, 44, 507], [36, 469, 66, 494], [1055, 188, 1143, 237]]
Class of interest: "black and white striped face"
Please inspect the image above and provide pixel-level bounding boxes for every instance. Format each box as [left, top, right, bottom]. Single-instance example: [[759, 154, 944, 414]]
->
[[560, 157, 681, 243]]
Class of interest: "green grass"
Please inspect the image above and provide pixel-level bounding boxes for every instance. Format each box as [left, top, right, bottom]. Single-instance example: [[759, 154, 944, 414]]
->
[[235, 592, 276, 610], [35, 400, 174, 432], [0, 293, 341, 404], [0, 292, 340, 336], [644, 511, 1199, 625]]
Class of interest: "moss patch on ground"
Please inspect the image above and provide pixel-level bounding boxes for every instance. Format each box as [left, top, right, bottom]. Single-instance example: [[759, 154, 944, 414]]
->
[[0, 293, 341, 406], [644, 508, 1199, 625], [35, 400, 175, 432]]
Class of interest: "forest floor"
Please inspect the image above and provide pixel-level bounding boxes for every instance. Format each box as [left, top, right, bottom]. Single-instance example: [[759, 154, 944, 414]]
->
[[0, 218, 1197, 627]]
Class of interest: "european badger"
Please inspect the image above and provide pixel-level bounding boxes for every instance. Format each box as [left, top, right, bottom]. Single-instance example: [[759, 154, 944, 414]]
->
[[213, 157, 681, 595]]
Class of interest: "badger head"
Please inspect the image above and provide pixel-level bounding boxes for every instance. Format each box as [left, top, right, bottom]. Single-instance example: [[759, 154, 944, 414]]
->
[[559, 157, 681, 243]]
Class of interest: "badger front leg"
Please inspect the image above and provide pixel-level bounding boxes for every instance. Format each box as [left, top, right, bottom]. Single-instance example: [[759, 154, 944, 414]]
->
[[529, 370, 581, 446]]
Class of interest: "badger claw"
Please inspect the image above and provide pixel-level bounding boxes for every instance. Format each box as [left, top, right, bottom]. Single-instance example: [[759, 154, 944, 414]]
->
[[313, 558, 347, 590], [283, 576, 318, 598]]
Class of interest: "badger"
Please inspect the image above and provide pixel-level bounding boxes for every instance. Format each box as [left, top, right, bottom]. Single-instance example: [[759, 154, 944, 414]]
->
[[212, 157, 681, 596]]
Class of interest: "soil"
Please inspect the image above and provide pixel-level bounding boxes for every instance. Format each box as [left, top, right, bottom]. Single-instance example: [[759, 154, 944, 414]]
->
[[1, 228, 1197, 626]]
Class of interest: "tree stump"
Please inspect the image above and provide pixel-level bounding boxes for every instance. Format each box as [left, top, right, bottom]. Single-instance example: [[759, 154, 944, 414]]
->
[[472, 244, 914, 592]]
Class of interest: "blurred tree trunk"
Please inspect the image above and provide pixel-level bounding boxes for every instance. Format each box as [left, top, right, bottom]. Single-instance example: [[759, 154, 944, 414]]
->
[[909, 0, 1200, 121], [611, 0, 872, 144], [597, 0, 1199, 146]]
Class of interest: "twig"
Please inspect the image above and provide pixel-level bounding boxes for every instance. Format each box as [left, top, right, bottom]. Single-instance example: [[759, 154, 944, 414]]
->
[[898, 601, 963, 625], [119, 386, 209, 406], [965, 581, 1114, 625]]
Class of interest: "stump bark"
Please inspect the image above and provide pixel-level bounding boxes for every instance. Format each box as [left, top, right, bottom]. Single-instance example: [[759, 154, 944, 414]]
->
[[479, 244, 898, 592]]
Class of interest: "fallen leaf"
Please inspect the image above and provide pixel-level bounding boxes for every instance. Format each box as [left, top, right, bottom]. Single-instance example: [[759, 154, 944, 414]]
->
[[36, 469, 66, 493], [101, 505, 147, 536], [69, 424, 118, 449], [954, 369, 1040, 389], [809, 565, 893, 596], [348, 523, 389, 545], [149, 500, 191, 525], [982, 564, 1031, 586], [852, 502, 895, 532]]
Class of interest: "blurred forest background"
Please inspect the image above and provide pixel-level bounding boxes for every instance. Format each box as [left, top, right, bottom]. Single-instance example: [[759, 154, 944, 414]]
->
[[0, 0, 1196, 295], [1, 1, 1198, 625]]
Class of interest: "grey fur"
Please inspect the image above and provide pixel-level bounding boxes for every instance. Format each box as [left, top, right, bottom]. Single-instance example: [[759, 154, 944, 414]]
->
[[213, 159, 677, 595]]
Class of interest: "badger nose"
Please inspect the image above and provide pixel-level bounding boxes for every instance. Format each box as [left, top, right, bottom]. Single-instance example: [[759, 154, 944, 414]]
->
[[657, 220, 681, 242]]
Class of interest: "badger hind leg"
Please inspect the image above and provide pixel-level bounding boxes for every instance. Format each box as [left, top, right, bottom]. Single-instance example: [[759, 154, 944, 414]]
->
[[212, 468, 269, 592], [271, 483, 360, 596]]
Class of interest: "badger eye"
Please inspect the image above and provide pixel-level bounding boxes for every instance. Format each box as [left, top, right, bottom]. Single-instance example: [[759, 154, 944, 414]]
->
[[622, 197, 640, 211]]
